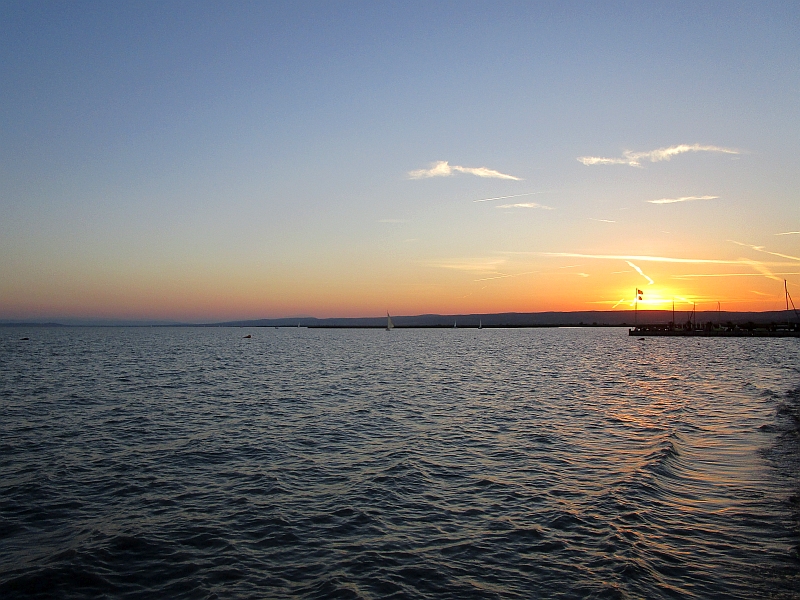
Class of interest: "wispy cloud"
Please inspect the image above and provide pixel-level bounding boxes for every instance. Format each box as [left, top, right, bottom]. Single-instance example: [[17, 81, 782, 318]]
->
[[378, 218, 406, 223], [740, 259, 783, 282], [473, 192, 544, 203], [408, 160, 521, 180], [775, 231, 800, 236], [495, 202, 553, 209], [589, 218, 616, 223], [729, 240, 800, 262], [426, 258, 506, 273], [541, 252, 743, 264], [475, 270, 539, 282], [673, 272, 800, 279], [578, 144, 739, 167], [626, 261, 654, 285], [647, 195, 718, 205]]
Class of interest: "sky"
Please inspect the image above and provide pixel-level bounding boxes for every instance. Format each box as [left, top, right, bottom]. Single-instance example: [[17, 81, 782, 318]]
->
[[1, 1, 799, 321]]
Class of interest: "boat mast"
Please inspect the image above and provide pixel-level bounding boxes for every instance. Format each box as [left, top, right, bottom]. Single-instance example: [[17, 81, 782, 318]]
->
[[786, 280, 800, 325], [634, 288, 637, 327], [787, 280, 791, 326]]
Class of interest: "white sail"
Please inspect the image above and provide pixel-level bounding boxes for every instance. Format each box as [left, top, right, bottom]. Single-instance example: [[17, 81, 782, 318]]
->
[[386, 312, 394, 331]]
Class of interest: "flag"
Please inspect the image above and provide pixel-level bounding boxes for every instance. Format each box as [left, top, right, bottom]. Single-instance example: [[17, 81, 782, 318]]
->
[[637, 289, 643, 295]]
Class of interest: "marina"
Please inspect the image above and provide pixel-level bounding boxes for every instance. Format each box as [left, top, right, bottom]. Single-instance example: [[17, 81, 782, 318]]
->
[[630, 280, 800, 337]]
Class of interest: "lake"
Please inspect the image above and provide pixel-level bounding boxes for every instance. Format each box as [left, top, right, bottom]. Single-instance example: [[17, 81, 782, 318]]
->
[[1, 327, 798, 598]]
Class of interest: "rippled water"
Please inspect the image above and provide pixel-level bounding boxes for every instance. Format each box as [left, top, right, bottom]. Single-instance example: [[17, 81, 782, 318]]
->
[[1, 326, 799, 598]]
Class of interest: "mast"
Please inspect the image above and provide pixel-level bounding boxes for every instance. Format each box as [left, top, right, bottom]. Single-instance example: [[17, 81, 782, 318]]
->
[[672, 299, 675, 329], [635, 288, 638, 327], [786, 280, 800, 325], [787, 280, 791, 326]]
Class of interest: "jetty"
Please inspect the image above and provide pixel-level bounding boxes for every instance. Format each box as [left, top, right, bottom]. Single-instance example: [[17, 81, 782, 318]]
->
[[630, 280, 799, 338], [629, 324, 800, 338]]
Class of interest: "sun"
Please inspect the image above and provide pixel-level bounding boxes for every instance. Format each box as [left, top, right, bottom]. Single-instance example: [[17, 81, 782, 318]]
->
[[623, 286, 699, 310]]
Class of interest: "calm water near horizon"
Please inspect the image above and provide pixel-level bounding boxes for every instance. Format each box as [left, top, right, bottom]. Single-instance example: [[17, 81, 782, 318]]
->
[[1, 326, 799, 598]]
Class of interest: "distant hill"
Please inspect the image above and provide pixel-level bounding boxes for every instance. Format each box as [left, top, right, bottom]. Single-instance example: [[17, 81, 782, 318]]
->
[[4, 310, 796, 329], [0, 319, 182, 327], [214, 310, 798, 329]]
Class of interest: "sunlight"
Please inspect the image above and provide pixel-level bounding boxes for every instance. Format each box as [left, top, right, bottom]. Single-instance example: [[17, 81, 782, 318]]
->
[[620, 287, 700, 309]]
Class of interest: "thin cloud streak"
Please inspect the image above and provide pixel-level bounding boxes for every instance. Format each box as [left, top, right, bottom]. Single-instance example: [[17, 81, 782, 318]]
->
[[495, 202, 553, 209], [647, 195, 718, 205], [740, 259, 783, 282], [473, 192, 544, 203], [408, 160, 521, 180], [775, 231, 800, 236], [729, 241, 800, 263], [626, 261, 654, 285], [673, 272, 800, 279], [425, 258, 506, 273], [541, 252, 743, 264], [578, 144, 739, 167], [589, 218, 616, 223], [474, 270, 540, 282]]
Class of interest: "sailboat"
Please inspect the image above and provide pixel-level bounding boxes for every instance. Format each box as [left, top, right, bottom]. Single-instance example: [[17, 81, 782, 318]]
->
[[386, 312, 394, 331]]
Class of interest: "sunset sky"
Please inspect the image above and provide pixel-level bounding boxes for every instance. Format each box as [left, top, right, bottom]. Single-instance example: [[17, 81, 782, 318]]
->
[[2, 2, 798, 321]]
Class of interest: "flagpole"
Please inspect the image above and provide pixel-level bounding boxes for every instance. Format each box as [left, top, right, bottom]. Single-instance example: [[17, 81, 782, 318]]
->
[[635, 288, 637, 327]]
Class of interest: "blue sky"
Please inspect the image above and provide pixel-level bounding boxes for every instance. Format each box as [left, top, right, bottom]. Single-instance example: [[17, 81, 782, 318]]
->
[[2, 1, 799, 320]]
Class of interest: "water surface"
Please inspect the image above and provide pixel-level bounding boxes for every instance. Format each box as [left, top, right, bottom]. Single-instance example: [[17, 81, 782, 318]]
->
[[1, 327, 798, 598]]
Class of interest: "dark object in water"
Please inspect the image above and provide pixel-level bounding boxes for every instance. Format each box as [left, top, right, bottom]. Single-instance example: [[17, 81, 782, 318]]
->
[[638, 338, 645, 341], [20, 337, 29, 341], [243, 334, 251, 338]]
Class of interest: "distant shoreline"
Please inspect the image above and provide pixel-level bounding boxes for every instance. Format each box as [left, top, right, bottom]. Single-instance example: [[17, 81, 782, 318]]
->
[[3, 309, 798, 329]]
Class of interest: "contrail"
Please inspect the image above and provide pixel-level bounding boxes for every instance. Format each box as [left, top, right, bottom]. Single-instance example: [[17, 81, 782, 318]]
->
[[473, 192, 545, 203], [626, 261, 654, 285]]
